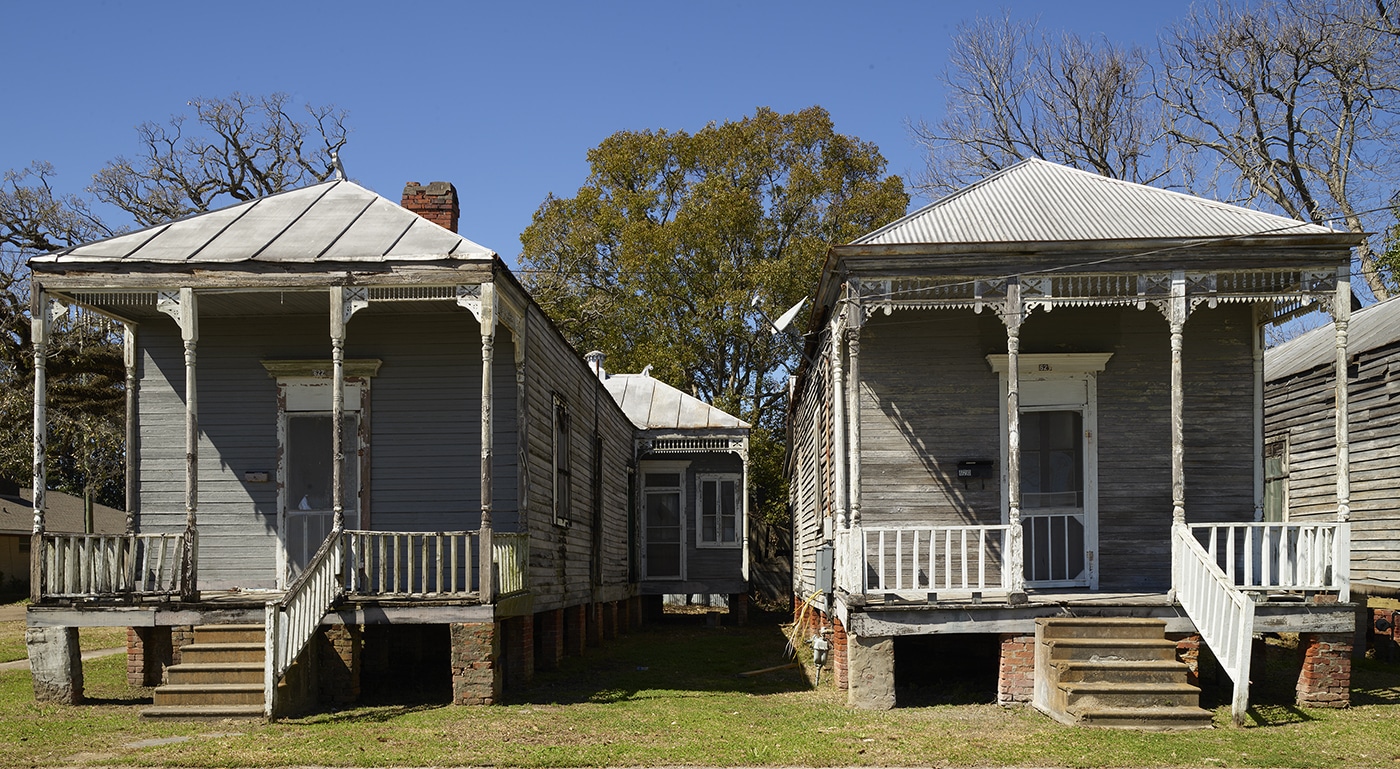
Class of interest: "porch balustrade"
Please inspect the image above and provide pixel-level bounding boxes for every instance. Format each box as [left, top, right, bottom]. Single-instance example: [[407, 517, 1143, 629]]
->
[[1172, 523, 1255, 726], [836, 524, 1013, 597], [37, 533, 185, 599], [1189, 521, 1350, 600]]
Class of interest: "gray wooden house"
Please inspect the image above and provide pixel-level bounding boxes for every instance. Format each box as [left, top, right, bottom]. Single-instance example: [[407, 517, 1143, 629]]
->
[[788, 160, 1360, 726], [1265, 295, 1400, 635], [596, 360, 751, 611], [24, 180, 641, 717]]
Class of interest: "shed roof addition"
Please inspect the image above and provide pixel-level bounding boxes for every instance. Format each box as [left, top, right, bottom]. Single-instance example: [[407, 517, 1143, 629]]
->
[[854, 158, 1339, 247], [32, 180, 496, 266], [603, 374, 750, 431], [1266, 296, 1400, 381]]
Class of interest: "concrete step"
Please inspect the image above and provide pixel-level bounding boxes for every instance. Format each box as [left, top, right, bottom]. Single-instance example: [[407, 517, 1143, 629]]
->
[[141, 704, 264, 720], [193, 624, 265, 645], [179, 643, 265, 665], [1068, 704, 1215, 730], [1038, 617, 1168, 640], [1060, 681, 1203, 710], [1044, 637, 1179, 662], [166, 662, 264, 685], [1056, 659, 1191, 685], [153, 683, 264, 707]]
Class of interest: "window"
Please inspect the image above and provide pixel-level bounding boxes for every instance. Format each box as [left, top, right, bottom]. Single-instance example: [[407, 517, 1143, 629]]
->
[[696, 474, 741, 547], [1264, 437, 1289, 523], [553, 397, 571, 525]]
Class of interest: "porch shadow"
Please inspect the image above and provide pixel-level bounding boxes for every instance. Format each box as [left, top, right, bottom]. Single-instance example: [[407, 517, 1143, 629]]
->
[[507, 615, 808, 706]]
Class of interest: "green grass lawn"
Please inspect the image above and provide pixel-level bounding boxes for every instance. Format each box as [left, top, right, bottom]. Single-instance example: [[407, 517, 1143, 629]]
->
[[0, 613, 1398, 767]]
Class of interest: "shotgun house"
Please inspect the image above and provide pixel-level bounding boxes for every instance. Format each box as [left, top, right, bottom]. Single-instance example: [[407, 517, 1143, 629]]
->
[[595, 360, 752, 612], [23, 180, 641, 717], [788, 159, 1360, 727], [1265, 295, 1400, 649]]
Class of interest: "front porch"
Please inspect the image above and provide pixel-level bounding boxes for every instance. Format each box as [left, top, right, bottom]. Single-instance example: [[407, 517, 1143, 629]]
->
[[25, 527, 531, 717]]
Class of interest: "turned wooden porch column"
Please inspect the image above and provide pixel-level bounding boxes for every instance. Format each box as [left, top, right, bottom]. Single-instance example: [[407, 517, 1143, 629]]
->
[[478, 282, 497, 604], [830, 306, 850, 530], [124, 323, 139, 533], [1168, 272, 1187, 526], [1002, 279, 1026, 598], [329, 287, 349, 534], [29, 288, 51, 601], [158, 288, 200, 600], [846, 309, 863, 528], [1331, 268, 1351, 523]]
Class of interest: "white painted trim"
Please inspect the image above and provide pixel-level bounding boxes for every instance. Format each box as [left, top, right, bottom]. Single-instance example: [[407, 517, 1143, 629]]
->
[[994, 354, 1108, 590], [695, 473, 743, 549], [639, 460, 690, 581]]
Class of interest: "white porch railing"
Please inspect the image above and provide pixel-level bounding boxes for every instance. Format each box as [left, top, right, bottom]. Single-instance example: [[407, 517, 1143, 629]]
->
[[1190, 522, 1350, 601], [1173, 523, 1254, 726], [341, 530, 529, 598], [39, 533, 185, 598], [265, 529, 344, 717], [492, 532, 529, 597], [838, 524, 1012, 596]]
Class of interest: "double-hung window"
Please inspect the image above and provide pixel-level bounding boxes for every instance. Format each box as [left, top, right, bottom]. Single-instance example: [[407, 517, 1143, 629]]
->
[[696, 473, 741, 548]]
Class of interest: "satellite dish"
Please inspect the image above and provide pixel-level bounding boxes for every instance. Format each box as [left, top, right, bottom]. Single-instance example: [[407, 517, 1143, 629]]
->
[[771, 298, 808, 334]]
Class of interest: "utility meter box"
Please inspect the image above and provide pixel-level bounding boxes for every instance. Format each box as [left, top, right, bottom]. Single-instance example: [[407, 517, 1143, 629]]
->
[[815, 543, 834, 594]]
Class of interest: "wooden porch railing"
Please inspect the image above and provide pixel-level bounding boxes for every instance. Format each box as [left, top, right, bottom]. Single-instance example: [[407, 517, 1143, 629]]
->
[[265, 530, 343, 718], [492, 532, 528, 597], [1173, 522, 1254, 726], [1190, 522, 1350, 601], [38, 533, 184, 599], [837, 524, 1012, 596], [341, 529, 529, 598]]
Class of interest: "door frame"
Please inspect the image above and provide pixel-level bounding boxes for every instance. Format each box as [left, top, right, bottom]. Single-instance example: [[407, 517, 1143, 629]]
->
[[263, 360, 378, 588], [638, 459, 690, 581], [989, 353, 1111, 590]]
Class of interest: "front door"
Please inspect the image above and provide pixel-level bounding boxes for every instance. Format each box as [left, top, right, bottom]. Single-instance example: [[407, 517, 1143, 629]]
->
[[993, 354, 1107, 590], [640, 462, 687, 580]]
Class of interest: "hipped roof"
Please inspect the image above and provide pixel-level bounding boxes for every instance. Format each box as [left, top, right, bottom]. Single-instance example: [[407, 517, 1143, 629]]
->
[[604, 374, 750, 431], [31, 180, 496, 266], [853, 158, 1341, 247]]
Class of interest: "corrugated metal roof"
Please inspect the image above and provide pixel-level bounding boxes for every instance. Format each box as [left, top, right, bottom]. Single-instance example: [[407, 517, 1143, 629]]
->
[[1265, 296, 1400, 381], [603, 374, 750, 431], [854, 158, 1339, 246], [32, 180, 496, 265]]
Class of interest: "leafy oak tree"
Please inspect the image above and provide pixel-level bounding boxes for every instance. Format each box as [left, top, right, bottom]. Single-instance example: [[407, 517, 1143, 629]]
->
[[519, 106, 909, 525], [1, 93, 349, 510]]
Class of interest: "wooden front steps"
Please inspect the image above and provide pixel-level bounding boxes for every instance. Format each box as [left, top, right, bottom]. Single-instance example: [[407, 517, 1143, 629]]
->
[[1034, 617, 1213, 730], [142, 624, 264, 720]]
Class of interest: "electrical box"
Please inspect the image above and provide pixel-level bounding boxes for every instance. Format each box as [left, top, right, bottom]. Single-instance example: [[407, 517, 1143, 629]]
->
[[815, 543, 834, 594]]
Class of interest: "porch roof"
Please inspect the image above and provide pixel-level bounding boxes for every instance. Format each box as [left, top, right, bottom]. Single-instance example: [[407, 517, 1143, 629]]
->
[[852, 158, 1341, 247], [603, 373, 750, 431], [30, 180, 496, 267]]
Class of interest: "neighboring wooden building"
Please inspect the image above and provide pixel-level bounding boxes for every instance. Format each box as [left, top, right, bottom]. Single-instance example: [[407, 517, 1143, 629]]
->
[[788, 160, 1361, 725], [23, 180, 643, 716], [0, 481, 125, 592], [595, 357, 751, 609], [1265, 296, 1400, 613]]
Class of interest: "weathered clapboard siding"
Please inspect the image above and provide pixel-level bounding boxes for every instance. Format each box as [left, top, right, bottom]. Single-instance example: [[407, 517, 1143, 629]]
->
[[853, 304, 1257, 591], [788, 337, 831, 600], [136, 306, 525, 590], [519, 295, 637, 613], [638, 451, 745, 592], [1267, 332, 1400, 596]]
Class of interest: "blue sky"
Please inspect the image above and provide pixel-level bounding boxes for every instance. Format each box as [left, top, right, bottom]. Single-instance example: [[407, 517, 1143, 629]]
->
[[4, 1, 1198, 267]]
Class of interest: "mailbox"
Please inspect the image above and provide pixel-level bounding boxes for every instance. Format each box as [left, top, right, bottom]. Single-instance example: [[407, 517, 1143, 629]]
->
[[957, 460, 995, 479]]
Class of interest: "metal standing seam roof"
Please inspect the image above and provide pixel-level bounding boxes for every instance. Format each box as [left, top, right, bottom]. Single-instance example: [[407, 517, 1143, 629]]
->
[[602, 374, 750, 431], [30, 180, 496, 265], [1265, 296, 1400, 381], [853, 158, 1341, 247]]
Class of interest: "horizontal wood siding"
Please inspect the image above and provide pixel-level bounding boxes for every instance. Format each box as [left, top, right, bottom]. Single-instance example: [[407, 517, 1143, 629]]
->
[[853, 304, 1257, 592], [787, 336, 831, 600], [639, 451, 745, 591], [1267, 337, 1400, 594], [135, 304, 522, 590], [521, 301, 637, 612]]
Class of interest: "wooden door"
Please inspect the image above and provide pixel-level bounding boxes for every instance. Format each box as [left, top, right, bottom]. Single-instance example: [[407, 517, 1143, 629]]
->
[[640, 463, 686, 580]]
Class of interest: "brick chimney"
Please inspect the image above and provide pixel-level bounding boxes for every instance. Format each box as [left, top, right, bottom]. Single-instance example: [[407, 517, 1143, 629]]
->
[[401, 181, 460, 232]]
